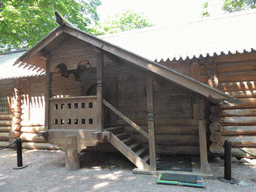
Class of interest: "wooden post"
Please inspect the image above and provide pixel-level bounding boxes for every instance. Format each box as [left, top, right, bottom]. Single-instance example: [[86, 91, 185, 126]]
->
[[65, 135, 80, 171], [199, 120, 211, 174], [97, 51, 104, 132], [146, 77, 156, 171], [44, 59, 52, 132]]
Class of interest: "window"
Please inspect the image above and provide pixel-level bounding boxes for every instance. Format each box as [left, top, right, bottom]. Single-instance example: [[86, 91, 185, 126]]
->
[[0, 95, 8, 113]]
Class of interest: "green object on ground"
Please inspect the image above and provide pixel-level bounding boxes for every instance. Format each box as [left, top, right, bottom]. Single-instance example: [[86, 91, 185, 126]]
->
[[157, 174, 204, 188]]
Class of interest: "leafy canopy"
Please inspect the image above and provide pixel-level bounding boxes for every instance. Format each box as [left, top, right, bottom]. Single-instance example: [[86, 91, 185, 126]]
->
[[89, 10, 154, 36], [0, 0, 101, 52], [201, 0, 256, 17]]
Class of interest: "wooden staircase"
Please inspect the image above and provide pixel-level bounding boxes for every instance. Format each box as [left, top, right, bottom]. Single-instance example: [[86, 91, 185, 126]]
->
[[0, 114, 12, 148], [105, 126, 151, 170]]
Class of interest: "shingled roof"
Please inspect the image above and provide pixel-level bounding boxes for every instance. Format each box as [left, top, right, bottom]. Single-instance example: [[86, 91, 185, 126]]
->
[[99, 9, 256, 62], [0, 50, 45, 80]]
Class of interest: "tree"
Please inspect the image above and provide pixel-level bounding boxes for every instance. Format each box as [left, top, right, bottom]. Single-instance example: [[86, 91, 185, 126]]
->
[[89, 10, 154, 36], [0, 0, 101, 52], [224, 0, 256, 12], [201, 0, 256, 17]]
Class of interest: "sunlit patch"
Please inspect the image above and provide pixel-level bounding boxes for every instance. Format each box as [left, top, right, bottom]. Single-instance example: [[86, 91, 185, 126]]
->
[[127, 177, 136, 181], [236, 82, 241, 89], [65, 175, 75, 180], [93, 182, 109, 190], [98, 174, 118, 180], [92, 166, 102, 170], [243, 81, 249, 89], [0, 176, 8, 180], [113, 170, 123, 175], [80, 177, 89, 181], [250, 81, 256, 89], [0, 182, 6, 186]]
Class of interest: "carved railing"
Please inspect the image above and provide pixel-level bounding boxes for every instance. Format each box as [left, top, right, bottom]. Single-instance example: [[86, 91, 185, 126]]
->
[[49, 96, 98, 130]]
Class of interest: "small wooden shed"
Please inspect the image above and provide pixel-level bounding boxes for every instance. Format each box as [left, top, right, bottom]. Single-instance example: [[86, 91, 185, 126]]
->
[[12, 20, 237, 176]]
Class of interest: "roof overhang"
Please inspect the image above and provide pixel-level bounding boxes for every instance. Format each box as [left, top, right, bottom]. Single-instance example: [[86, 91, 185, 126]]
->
[[15, 24, 238, 104]]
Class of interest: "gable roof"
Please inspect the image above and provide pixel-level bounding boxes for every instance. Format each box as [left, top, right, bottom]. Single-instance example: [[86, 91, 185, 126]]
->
[[0, 50, 45, 80], [99, 9, 256, 62], [15, 24, 237, 103]]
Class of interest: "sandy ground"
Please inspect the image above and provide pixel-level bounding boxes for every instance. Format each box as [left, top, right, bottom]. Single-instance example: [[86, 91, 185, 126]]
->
[[0, 149, 256, 192]]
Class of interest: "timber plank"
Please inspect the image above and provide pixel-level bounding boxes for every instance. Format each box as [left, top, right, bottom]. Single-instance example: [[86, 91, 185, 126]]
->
[[218, 70, 256, 82], [224, 90, 256, 98], [135, 134, 199, 146], [216, 61, 256, 74], [218, 81, 256, 92], [221, 126, 256, 136], [220, 98, 256, 109], [220, 116, 256, 126], [220, 108, 256, 117], [221, 136, 256, 147]]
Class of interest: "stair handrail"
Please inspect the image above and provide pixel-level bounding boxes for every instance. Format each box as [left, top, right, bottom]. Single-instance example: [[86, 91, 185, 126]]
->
[[103, 99, 149, 139]]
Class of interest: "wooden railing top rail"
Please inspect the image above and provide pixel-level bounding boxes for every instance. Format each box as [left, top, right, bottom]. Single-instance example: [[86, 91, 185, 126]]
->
[[103, 99, 149, 139], [49, 95, 97, 101]]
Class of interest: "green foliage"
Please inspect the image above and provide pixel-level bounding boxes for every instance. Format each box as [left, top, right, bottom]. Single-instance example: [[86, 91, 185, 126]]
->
[[0, 0, 101, 52], [89, 10, 154, 36], [224, 0, 256, 12], [201, 2, 210, 17]]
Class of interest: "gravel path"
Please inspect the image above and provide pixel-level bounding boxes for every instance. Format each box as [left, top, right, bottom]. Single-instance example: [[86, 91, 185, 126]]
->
[[0, 149, 255, 192]]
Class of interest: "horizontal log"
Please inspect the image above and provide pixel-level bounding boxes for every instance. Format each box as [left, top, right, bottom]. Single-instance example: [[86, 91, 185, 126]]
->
[[20, 133, 46, 143], [224, 90, 256, 98], [22, 142, 60, 150], [220, 116, 256, 126], [221, 136, 256, 147], [221, 126, 256, 135], [0, 121, 12, 126], [210, 142, 255, 158], [21, 126, 45, 133], [221, 98, 256, 109], [218, 70, 256, 82], [0, 115, 12, 120], [135, 134, 199, 146], [125, 125, 198, 135], [220, 108, 256, 117], [0, 126, 11, 132], [9, 131, 20, 139], [218, 81, 256, 92], [216, 61, 256, 74], [0, 132, 9, 141], [0, 141, 11, 148], [119, 118, 199, 126], [156, 145, 200, 155]]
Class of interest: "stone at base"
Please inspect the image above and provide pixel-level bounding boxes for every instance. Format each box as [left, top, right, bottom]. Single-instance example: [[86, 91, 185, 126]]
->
[[218, 177, 237, 184]]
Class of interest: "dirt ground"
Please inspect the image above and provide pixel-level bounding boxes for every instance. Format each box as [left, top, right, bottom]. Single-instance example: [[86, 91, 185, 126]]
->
[[0, 149, 256, 192]]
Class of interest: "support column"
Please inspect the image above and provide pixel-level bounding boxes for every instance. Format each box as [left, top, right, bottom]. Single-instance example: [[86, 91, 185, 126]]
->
[[146, 77, 156, 171], [65, 135, 80, 171], [97, 51, 104, 132], [199, 120, 211, 174], [45, 59, 52, 132]]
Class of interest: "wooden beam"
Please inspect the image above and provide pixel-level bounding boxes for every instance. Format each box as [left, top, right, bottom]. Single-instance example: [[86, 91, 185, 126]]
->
[[199, 120, 211, 174], [103, 100, 149, 139], [97, 51, 104, 131], [146, 77, 156, 171], [44, 59, 52, 132], [65, 135, 80, 171]]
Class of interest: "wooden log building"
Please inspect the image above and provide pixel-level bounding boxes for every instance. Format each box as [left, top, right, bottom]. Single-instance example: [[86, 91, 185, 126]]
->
[[1, 10, 256, 175]]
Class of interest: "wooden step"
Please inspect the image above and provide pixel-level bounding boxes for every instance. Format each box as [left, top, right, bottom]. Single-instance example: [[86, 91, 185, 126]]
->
[[105, 127, 124, 134], [142, 154, 150, 163], [116, 132, 129, 140], [0, 126, 11, 132], [122, 137, 135, 146], [106, 133, 150, 170], [128, 143, 141, 152], [136, 148, 148, 158]]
